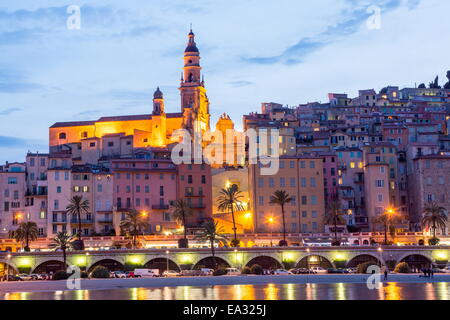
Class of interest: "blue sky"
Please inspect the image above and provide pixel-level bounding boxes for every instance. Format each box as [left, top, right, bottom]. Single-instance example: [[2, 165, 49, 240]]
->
[[0, 0, 449, 162]]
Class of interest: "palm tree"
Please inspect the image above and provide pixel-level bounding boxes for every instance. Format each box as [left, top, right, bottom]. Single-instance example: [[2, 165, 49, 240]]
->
[[422, 202, 448, 243], [269, 190, 292, 246], [9, 221, 39, 252], [194, 220, 228, 269], [49, 232, 74, 269], [171, 199, 193, 248], [324, 200, 346, 246], [217, 184, 244, 246], [120, 209, 149, 249], [373, 209, 397, 245], [66, 195, 90, 249]]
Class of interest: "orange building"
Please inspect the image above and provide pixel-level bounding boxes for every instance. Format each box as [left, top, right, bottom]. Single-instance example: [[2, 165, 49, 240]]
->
[[49, 29, 210, 153]]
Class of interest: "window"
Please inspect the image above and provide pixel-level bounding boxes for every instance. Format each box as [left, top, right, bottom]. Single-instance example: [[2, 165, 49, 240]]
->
[[290, 161, 295, 168], [312, 211, 317, 218], [56, 186, 62, 193], [300, 161, 306, 168], [311, 195, 317, 205], [377, 194, 383, 202], [376, 180, 384, 187], [291, 211, 297, 218], [290, 178, 296, 187], [301, 196, 307, 205], [201, 175, 206, 184], [301, 178, 307, 187], [310, 161, 315, 169], [7, 177, 17, 184], [54, 171, 60, 181], [310, 178, 316, 187], [108, 142, 114, 147], [82, 186, 89, 192], [269, 178, 274, 187], [302, 211, 307, 218], [30, 158, 35, 167], [64, 171, 69, 180], [59, 132, 66, 140], [54, 200, 59, 210], [188, 175, 193, 184], [258, 196, 264, 206], [280, 177, 285, 187], [97, 184, 103, 192]]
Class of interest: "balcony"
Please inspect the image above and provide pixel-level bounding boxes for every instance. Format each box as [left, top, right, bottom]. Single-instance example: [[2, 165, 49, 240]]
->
[[70, 219, 94, 224], [152, 204, 169, 210], [184, 192, 205, 198], [97, 218, 113, 223]]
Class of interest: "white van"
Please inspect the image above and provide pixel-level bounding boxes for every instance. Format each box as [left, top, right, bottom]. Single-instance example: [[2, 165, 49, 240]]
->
[[225, 268, 241, 276], [201, 268, 214, 276], [134, 269, 159, 277]]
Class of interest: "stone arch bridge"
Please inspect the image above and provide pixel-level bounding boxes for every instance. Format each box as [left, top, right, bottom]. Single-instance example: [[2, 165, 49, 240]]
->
[[1, 246, 448, 274]]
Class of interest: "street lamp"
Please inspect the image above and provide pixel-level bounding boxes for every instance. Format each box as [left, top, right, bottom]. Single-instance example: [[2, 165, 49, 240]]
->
[[267, 217, 274, 247], [383, 207, 396, 245], [165, 250, 170, 276], [6, 254, 11, 282], [377, 247, 383, 268]]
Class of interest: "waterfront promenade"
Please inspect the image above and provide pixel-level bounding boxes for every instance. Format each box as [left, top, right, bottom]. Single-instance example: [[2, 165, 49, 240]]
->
[[1, 274, 450, 293]]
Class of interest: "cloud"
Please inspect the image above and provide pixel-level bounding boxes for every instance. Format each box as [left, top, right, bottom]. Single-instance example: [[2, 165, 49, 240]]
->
[[0, 107, 21, 116], [243, 0, 418, 65], [227, 81, 253, 88], [0, 135, 44, 148], [0, 68, 45, 93]]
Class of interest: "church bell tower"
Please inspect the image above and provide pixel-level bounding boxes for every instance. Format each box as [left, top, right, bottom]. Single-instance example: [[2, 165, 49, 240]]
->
[[179, 28, 210, 135]]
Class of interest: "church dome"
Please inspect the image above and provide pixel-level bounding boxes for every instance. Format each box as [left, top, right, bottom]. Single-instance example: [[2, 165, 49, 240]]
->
[[153, 87, 163, 99]]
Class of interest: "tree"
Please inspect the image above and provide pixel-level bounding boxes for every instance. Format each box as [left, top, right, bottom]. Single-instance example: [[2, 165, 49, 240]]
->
[[194, 220, 228, 269], [269, 190, 292, 246], [120, 209, 149, 249], [217, 184, 244, 247], [444, 71, 450, 90], [66, 195, 90, 250], [171, 199, 193, 248], [324, 199, 346, 246], [421, 202, 448, 243], [372, 208, 397, 245], [49, 232, 74, 269], [9, 221, 38, 252]]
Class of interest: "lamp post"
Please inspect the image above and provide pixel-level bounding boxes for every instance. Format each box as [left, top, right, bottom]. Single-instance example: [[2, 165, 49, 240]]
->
[[377, 247, 383, 269], [384, 208, 395, 245], [166, 250, 170, 276], [6, 254, 11, 282], [268, 217, 274, 247]]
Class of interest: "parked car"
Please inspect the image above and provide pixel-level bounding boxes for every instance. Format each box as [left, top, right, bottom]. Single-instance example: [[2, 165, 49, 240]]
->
[[17, 274, 33, 281], [180, 270, 203, 277], [134, 269, 159, 277], [112, 271, 127, 279], [273, 269, 293, 275], [125, 271, 141, 278], [1, 275, 22, 281], [346, 268, 357, 274], [327, 268, 349, 274], [163, 270, 180, 277], [225, 268, 241, 276], [29, 274, 44, 280], [310, 267, 328, 274], [201, 268, 214, 276]]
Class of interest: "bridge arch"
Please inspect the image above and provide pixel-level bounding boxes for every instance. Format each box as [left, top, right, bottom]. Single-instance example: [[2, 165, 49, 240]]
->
[[399, 254, 433, 270], [144, 258, 180, 273], [245, 255, 282, 269], [0, 261, 19, 274], [193, 256, 231, 269], [296, 254, 333, 269], [87, 259, 124, 272], [346, 254, 381, 268], [33, 259, 65, 274]]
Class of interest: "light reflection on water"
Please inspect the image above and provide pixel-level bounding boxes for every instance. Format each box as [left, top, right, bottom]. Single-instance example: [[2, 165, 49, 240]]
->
[[1, 282, 450, 300]]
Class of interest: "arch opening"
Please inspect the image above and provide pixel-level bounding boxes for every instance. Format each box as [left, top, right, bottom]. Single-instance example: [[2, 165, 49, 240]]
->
[[400, 255, 432, 270], [0, 262, 18, 275], [346, 255, 380, 268], [88, 259, 124, 273], [296, 255, 333, 269], [33, 260, 65, 274], [193, 257, 230, 270], [245, 256, 282, 270], [144, 258, 180, 273]]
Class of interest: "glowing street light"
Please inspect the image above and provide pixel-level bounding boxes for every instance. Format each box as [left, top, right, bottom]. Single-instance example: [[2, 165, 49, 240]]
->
[[267, 217, 275, 247]]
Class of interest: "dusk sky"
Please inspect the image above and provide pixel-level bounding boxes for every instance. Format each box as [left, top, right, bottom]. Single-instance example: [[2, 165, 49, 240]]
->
[[0, 0, 449, 163]]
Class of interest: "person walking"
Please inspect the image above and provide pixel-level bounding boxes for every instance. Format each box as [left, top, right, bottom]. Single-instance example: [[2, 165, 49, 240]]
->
[[384, 268, 388, 281]]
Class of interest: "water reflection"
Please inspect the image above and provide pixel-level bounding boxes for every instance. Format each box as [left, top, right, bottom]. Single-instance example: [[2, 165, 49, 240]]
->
[[1, 282, 450, 300]]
